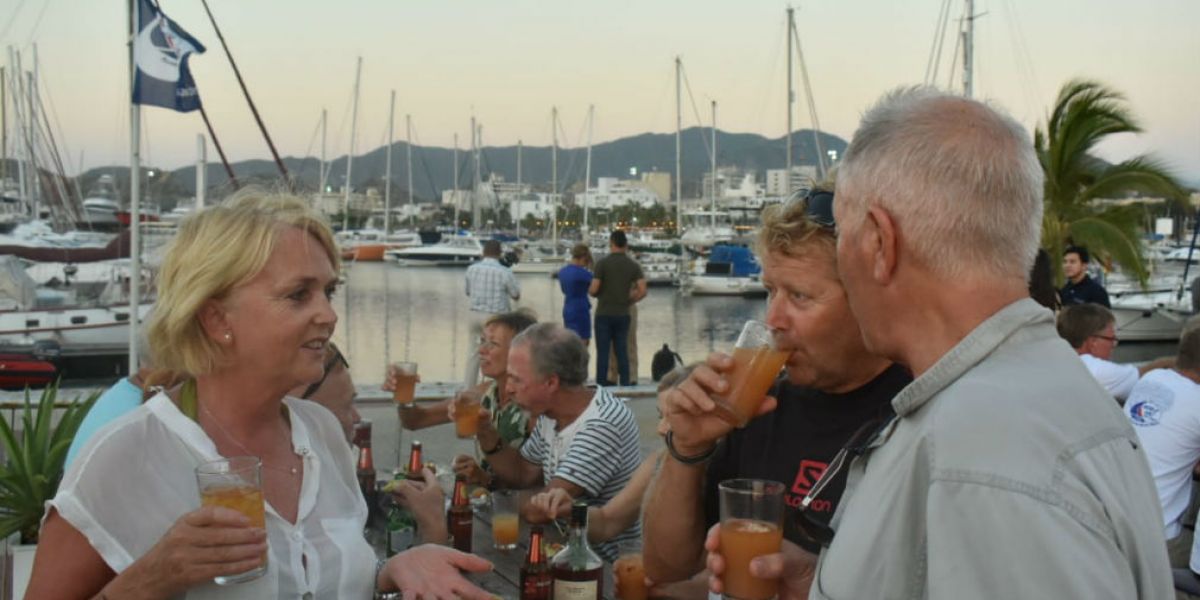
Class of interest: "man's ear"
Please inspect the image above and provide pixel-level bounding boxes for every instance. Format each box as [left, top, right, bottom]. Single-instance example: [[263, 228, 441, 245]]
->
[[197, 298, 233, 345], [865, 206, 899, 285]]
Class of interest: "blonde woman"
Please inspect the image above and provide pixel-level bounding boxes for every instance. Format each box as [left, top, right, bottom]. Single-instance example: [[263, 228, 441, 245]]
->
[[29, 192, 491, 599]]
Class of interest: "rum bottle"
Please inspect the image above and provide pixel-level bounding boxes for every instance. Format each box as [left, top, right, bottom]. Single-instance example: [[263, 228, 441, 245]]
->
[[551, 501, 603, 600]]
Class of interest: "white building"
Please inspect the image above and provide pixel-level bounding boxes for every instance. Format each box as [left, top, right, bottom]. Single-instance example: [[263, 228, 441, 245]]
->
[[441, 174, 533, 214], [578, 177, 661, 212], [765, 166, 819, 197], [508, 193, 559, 222]]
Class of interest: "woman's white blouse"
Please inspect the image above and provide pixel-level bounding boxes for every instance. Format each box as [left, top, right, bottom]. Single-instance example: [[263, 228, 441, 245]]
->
[[51, 393, 375, 599]]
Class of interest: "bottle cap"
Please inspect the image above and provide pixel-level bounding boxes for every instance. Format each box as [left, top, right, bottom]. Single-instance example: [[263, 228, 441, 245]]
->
[[571, 500, 588, 527]]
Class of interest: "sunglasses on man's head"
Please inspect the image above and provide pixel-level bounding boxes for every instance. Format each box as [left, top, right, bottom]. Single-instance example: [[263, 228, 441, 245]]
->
[[784, 189, 836, 231], [793, 412, 893, 547]]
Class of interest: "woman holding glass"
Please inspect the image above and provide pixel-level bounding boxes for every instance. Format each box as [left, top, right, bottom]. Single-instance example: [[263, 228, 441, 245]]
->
[[28, 192, 491, 599]]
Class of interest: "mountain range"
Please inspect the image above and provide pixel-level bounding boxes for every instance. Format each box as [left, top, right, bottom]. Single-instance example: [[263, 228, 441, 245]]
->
[[78, 127, 847, 204]]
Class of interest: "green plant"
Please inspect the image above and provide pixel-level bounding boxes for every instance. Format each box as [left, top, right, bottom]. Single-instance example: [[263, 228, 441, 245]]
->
[[0, 384, 100, 544], [1035, 79, 1188, 286]]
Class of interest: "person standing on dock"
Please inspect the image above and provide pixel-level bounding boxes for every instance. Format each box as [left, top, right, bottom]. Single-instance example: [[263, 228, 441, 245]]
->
[[558, 243, 593, 343], [1061, 245, 1111, 307], [589, 230, 646, 386], [464, 240, 521, 386]]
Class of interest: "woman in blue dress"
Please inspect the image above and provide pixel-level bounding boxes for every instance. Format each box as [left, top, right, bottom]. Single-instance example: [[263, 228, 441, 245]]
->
[[559, 243, 593, 342]]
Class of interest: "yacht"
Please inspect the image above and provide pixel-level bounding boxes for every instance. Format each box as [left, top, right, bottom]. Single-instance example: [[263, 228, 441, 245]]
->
[[385, 234, 484, 267], [680, 245, 766, 297], [338, 228, 422, 262]]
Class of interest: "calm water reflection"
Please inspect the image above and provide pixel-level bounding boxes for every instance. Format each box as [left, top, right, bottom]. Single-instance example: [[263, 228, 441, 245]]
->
[[332, 262, 766, 385]]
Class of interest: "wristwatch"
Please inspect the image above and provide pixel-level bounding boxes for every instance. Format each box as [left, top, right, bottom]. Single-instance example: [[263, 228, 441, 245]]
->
[[665, 431, 717, 465], [482, 436, 505, 455]]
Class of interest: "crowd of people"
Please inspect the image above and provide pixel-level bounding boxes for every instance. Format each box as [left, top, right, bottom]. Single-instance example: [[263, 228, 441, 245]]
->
[[34, 84, 1200, 600]]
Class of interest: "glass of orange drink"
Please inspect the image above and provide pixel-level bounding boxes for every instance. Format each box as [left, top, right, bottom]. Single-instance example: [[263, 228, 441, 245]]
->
[[453, 388, 483, 439], [614, 540, 648, 600], [389, 361, 419, 407], [714, 321, 788, 428], [195, 456, 269, 585], [718, 479, 785, 600], [491, 489, 520, 550]]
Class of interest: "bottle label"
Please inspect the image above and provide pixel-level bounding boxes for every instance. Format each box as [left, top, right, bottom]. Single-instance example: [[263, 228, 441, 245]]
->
[[553, 580, 598, 600]]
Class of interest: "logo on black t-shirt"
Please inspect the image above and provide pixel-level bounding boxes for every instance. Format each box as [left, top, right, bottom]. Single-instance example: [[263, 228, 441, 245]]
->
[[788, 459, 832, 512]]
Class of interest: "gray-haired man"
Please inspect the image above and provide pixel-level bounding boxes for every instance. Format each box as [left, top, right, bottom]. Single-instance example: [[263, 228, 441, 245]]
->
[[483, 323, 641, 562]]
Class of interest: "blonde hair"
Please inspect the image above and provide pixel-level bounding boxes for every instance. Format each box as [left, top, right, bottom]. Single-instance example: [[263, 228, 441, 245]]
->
[[755, 187, 836, 261], [146, 189, 340, 376]]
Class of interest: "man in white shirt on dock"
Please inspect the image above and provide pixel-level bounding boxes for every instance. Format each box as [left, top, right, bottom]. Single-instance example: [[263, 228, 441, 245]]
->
[[464, 240, 520, 386], [1056, 302, 1174, 404]]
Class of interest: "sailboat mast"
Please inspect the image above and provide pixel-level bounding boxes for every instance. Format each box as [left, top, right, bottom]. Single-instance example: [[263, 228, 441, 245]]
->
[[196, 134, 206, 209], [551, 106, 558, 250], [584, 104, 593, 237], [674, 56, 682, 236], [127, 0, 143, 373], [343, 57, 362, 232], [710, 100, 716, 230], [452, 133, 459, 228], [471, 115, 480, 229], [406, 114, 413, 227], [28, 46, 38, 219], [318, 108, 327, 193], [1, 67, 5, 183], [785, 8, 794, 195], [384, 91, 394, 237], [516, 139, 522, 238], [962, 0, 975, 98]]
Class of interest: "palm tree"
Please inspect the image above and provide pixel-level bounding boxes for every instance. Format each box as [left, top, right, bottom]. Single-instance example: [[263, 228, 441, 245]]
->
[[1036, 79, 1188, 286]]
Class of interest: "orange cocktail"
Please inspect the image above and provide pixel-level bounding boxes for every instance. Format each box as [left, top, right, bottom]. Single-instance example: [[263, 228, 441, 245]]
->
[[614, 553, 648, 600], [492, 514, 519, 549], [716, 344, 789, 428], [195, 456, 269, 585], [391, 362, 418, 406], [719, 519, 784, 600], [454, 393, 482, 438]]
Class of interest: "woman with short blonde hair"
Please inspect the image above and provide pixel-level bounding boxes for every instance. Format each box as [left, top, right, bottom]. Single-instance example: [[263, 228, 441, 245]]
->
[[31, 190, 492, 599]]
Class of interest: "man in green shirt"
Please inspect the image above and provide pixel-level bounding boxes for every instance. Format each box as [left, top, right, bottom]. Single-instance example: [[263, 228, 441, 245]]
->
[[589, 230, 647, 386]]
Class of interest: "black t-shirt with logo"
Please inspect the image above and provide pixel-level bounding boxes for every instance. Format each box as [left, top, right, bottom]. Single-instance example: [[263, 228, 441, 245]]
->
[[703, 363, 911, 553]]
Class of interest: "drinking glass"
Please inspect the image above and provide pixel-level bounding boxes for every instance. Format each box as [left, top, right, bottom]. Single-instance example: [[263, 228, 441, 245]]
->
[[453, 388, 483, 439], [718, 479, 785, 600], [491, 489, 520, 550], [714, 321, 789, 428], [614, 539, 648, 600], [389, 361, 419, 407], [195, 456, 269, 585]]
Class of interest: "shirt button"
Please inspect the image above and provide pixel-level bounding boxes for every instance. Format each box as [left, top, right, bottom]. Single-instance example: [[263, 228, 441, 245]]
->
[[293, 531, 303, 541]]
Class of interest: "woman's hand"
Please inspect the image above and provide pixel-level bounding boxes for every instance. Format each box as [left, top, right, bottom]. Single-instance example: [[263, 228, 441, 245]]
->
[[377, 544, 494, 600], [703, 523, 816, 600], [391, 468, 448, 544], [112, 506, 268, 598], [451, 454, 490, 487]]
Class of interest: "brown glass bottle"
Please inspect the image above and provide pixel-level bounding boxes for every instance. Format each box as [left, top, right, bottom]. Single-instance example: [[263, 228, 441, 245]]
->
[[551, 501, 603, 600], [405, 440, 424, 481], [447, 474, 473, 553], [521, 525, 552, 600], [354, 419, 376, 510]]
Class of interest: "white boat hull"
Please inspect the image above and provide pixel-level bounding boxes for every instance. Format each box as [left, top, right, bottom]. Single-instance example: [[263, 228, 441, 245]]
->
[[685, 275, 766, 297], [0, 303, 154, 357], [1110, 290, 1193, 342]]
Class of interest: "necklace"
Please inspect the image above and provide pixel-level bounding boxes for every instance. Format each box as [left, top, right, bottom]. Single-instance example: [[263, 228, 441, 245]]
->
[[200, 401, 300, 477]]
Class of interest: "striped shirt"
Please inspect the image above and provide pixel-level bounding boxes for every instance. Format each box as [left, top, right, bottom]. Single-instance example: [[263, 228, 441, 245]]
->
[[520, 386, 641, 561], [464, 258, 520, 314]]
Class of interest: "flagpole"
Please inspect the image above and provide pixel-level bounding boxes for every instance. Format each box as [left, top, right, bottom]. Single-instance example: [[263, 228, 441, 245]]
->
[[127, 0, 141, 374]]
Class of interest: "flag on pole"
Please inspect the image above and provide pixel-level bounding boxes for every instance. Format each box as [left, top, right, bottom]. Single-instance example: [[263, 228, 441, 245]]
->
[[132, 0, 205, 112]]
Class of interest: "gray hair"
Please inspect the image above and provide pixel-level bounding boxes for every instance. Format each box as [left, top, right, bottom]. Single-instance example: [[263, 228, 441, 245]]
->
[[837, 86, 1044, 281], [511, 322, 588, 387]]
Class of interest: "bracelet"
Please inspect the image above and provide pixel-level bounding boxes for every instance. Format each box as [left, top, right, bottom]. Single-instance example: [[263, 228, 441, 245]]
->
[[664, 431, 717, 465]]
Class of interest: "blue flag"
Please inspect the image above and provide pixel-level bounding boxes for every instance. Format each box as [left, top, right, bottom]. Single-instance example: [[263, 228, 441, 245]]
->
[[132, 0, 205, 112]]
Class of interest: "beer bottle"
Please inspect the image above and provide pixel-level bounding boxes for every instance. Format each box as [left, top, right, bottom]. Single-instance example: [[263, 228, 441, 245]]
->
[[447, 474, 473, 553], [520, 525, 552, 600], [550, 501, 603, 600], [354, 420, 376, 515], [405, 440, 424, 481]]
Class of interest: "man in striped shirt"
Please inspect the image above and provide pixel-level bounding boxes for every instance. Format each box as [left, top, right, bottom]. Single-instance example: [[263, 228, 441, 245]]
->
[[463, 240, 520, 385], [484, 322, 641, 561]]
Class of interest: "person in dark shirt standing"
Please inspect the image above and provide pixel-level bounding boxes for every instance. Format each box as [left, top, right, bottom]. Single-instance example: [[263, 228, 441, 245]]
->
[[642, 189, 911, 588], [1061, 245, 1110, 307], [589, 230, 647, 386]]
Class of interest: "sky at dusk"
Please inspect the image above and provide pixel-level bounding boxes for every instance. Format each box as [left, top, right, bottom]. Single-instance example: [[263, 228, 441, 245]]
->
[[5, 0, 1198, 183]]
